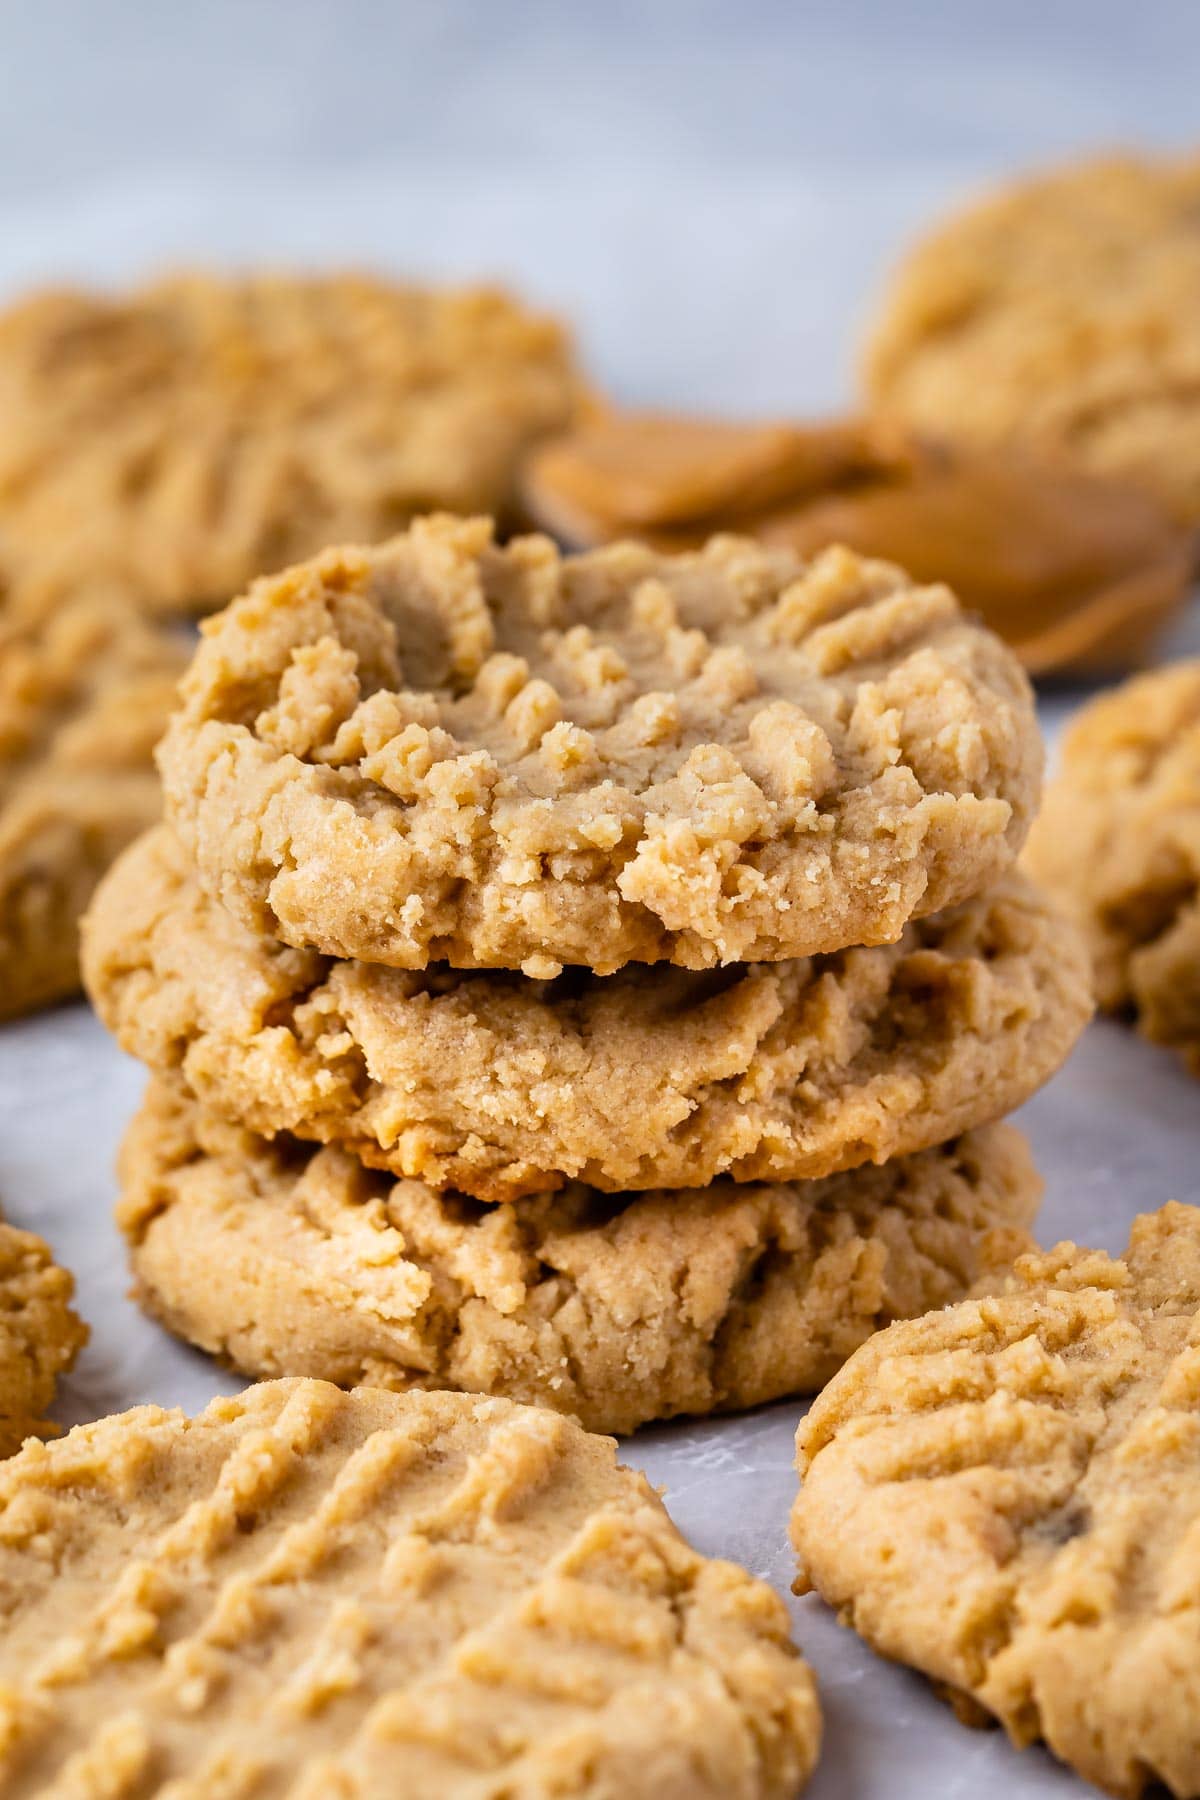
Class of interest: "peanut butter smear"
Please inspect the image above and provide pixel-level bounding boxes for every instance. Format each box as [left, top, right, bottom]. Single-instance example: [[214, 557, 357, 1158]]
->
[[523, 410, 1195, 675]]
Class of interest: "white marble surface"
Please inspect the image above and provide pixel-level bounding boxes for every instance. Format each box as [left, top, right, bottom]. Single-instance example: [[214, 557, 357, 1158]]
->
[[1, 5, 1199, 1791]]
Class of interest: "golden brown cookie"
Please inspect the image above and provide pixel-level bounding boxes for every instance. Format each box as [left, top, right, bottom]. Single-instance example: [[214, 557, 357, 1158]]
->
[[0, 582, 186, 1019], [864, 151, 1200, 525], [0, 1377, 820, 1796], [0, 273, 578, 613], [792, 1202, 1200, 1799], [84, 828, 1090, 1201], [0, 1210, 86, 1457], [118, 1076, 1041, 1437], [159, 515, 1041, 976], [1026, 658, 1200, 1075]]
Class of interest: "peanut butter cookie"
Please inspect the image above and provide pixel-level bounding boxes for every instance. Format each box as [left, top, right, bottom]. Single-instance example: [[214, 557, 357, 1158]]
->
[[0, 274, 577, 613], [118, 1077, 1040, 1436], [0, 1377, 820, 1796], [84, 828, 1090, 1201], [792, 1202, 1200, 1799], [865, 151, 1200, 525], [0, 1210, 86, 1457], [1026, 658, 1200, 1075], [159, 516, 1041, 976], [0, 584, 185, 1018]]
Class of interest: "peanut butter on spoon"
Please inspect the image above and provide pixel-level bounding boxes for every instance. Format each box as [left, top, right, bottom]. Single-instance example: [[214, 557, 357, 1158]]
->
[[523, 410, 1194, 675]]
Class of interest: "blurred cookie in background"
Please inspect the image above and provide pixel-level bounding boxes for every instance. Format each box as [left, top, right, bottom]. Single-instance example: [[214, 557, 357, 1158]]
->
[[0, 569, 186, 1018], [0, 273, 581, 615], [0, 1206, 86, 1456], [1026, 658, 1200, 1076], [864, 150, 1200, 528], [523, 409, 1194, 676]]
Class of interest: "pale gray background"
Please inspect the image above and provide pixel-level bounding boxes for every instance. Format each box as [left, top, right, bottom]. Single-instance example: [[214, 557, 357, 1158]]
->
[[1, 0, 1199, 416], [0, 6, 1198, 1796], [5, 1, 1200, 196]]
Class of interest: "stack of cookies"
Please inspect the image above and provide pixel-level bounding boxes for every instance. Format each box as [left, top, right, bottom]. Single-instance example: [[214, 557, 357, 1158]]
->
[[84, 513, 1092, 1434]]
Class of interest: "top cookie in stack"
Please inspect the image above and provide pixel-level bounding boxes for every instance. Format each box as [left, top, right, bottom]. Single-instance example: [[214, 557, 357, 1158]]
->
[[84, 517, 1091, 1433], [157, 514, 1040, 973]]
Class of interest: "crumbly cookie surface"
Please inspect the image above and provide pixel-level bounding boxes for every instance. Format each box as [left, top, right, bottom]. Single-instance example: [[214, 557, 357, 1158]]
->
[[118, 1077, 1040, 1437], [865, 152, 1200, 523], [0, 585, 185, 1018], [0, 274, 577, 613], [85, 828, 1090, 1200], [1025, 658, 1200, 1075], [0, 1376, 819, 1797], [0, 1212, 87, 1457], [792, 1202, 1200, 1799], [159, 516, 1041, 975]]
